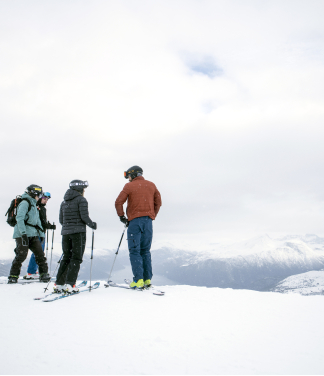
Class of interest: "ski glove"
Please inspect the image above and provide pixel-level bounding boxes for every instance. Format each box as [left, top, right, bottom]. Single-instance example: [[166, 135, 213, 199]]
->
[[119, 216, 129, 227], [91, 222, 97, 230], [48, 223, 56, 230], [21, 234, 28, 247]]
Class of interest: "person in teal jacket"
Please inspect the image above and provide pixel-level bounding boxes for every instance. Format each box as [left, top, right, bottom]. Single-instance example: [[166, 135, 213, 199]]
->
[[8, 184, 50, 284]]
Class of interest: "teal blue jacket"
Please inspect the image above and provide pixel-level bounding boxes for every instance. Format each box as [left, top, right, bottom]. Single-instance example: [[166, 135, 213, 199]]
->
[[13, 193, 43, 239]]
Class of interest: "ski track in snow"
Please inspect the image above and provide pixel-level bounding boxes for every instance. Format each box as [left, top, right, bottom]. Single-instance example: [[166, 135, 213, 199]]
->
[[0, 279, 324, 375]]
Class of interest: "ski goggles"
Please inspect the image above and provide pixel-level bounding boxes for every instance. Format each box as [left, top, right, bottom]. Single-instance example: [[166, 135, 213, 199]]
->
[[33, 187, 43, 195], [69, 180, 89, 188], [42, 192, 51, 199]]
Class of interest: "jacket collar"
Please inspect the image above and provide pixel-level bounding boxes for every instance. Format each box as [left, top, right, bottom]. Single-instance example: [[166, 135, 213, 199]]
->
[[132, 176, 144, 182]]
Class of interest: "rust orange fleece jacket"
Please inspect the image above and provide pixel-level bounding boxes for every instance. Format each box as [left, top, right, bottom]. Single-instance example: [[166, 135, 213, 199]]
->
[[115, 176, 162, 222]]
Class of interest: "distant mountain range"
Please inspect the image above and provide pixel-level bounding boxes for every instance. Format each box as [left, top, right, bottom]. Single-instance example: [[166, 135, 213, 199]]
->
[[1, 234, 324, 291]]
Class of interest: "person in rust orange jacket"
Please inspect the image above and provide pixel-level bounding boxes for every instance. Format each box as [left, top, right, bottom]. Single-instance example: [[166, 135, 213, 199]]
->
[[115, 166, 162, 289]]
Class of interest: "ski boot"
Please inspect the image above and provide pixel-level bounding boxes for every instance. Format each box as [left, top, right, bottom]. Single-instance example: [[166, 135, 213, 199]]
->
[[39, 273, 51, 282], [53, 284, 64, 294], [63, 284, 79, 294], [23, 273, 38, 280], [144, 279, 152, 288], [129, 279, 144, 289], [8, 276, 18, 284]]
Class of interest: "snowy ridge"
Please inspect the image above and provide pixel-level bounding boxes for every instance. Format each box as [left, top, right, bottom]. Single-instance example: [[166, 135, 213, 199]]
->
[[272, 270, 324, 296]]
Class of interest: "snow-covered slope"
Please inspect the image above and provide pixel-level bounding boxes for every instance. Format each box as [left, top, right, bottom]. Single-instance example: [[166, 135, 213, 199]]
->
[[0, 279, 324, 375], [272, 270, 324, 296]]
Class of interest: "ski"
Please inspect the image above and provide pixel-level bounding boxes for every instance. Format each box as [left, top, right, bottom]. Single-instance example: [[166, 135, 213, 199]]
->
[[34, 281, 87, 300], [105, 280, 164, 296], [42, 282, 100, 302], [20, 277, 56, 285], [0, 277, 56, 285]]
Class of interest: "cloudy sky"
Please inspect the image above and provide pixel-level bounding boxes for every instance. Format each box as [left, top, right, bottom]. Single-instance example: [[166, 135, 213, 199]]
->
[[1, 0, 324, 249]]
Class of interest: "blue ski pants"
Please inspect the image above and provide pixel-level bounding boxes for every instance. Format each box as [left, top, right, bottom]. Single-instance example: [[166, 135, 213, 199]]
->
[[127, 216, 153, 282], [27, 237, 45, 274]]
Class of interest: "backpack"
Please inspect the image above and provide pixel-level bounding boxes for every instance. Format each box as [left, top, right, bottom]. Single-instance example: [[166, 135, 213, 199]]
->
[[5, 196, 32, 227]]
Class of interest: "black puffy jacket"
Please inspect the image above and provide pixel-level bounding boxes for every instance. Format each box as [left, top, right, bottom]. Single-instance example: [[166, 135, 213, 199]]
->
[[59, 189, 95, 235]]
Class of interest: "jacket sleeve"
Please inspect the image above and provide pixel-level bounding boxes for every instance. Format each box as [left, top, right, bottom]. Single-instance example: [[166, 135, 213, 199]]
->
[[39, 207, 47, 230], [79, 197, 95, 228], [59, 203, 63, 225], [16, 201, 29, 236], [154, 187, 162, 217], [115, 186, 129, 217]]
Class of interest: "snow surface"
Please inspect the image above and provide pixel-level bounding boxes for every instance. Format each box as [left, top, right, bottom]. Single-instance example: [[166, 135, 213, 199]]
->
[[273, 270, 324, 295], [1, 279, 324, 375]]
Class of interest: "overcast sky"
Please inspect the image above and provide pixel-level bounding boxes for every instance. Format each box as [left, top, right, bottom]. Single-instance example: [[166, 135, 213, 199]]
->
[[1, 0, 324, 249]]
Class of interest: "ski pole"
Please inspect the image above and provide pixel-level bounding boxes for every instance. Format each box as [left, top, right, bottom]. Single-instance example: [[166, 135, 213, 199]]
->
[[106, 224, 127, 286], [46, 229, 49, 259], [50, 223, 55, 275], [44, 253, 62, 293], [89, 230, 94, 292]]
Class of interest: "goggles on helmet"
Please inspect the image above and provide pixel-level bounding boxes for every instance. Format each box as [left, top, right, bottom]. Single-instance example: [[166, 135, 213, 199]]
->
[[124, 166, 143, 179], [69, 180, 89, 188], [42, 192, 51, 199], [33, 187, 43, 196]]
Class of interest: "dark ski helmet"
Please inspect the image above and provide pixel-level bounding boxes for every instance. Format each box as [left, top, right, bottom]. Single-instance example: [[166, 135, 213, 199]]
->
[[26, 184, 43, 198], [124, 166, 143, 180], [69, 180, 89, 193]]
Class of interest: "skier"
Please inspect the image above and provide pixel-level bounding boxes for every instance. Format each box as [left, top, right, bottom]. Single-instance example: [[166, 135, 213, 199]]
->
[[23, 192, 56, 279], [54, 180, 97, 293], [8, 185, 50, 284], [115, 166, 162, 289]]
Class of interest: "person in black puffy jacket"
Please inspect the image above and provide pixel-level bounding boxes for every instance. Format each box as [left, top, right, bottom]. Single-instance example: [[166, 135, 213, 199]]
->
[[55, 180, 97, 293]]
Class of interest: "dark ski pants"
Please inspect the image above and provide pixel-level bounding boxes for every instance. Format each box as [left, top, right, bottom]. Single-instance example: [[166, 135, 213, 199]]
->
[[10, 236, 48, 277], [56, 232, 86, 286], [27, 237, 45, 274], [127, 216, 153, 282]]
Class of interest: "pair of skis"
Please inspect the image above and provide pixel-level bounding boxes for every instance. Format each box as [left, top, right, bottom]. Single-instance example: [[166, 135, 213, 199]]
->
[[105, 279, 165, 296], [34, 281, 100, 302]]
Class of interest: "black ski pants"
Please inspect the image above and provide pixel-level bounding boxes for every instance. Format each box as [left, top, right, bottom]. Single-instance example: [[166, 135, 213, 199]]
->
[[10, 236, 48, 277], [56, 232, 86, 286]]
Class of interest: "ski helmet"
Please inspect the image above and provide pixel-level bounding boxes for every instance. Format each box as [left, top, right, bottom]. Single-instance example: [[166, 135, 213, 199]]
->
[[69, 180, 89, 193], [41, 192, 51, 199], [124, 166, 143, 180], [26, 184, 43, 198]]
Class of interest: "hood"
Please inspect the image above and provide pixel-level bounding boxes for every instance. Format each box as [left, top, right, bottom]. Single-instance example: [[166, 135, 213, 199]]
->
[[21, 192, 36, 204], [64, 189, 81, 201]]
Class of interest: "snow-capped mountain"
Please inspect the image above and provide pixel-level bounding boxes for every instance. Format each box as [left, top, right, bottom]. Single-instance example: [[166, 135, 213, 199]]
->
[[1, 234, 324, 290], [151, 235, 324, 290], [271, 270, 324, 295]]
